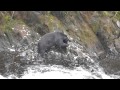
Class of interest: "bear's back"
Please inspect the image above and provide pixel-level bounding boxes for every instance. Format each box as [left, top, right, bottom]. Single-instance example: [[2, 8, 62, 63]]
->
[[40, 31, 63, 40], [40, 32, 55, 41]]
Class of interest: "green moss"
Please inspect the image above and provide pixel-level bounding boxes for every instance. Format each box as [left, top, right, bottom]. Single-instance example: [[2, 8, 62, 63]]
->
[[92, 22, 100, 34], [76, 28, 97, 47], [102, 11, 110, 17], [113, 11, 120, 20], [0, 14, 25, 33], [40, 14, 64, 32]]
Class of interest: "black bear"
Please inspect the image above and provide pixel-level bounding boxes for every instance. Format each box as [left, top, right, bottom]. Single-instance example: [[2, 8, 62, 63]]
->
[[37, 31, 70, 57]]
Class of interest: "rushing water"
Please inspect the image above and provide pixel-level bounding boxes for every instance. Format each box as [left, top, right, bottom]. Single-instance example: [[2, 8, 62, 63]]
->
[[0, 37, 119, 79]]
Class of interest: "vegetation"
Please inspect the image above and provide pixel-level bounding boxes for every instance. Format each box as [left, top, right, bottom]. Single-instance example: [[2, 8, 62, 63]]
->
[[0, 11, 24, 33]]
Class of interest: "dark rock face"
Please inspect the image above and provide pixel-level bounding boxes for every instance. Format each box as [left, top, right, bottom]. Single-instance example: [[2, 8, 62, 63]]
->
[[99, 55, 120, 74], [114, 38, 120, 53], [96, 28, 109, 53], [0, 51, 27, 77]]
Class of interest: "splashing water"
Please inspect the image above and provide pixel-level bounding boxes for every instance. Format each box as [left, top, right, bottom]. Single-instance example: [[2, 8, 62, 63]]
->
[[1, 38, 119, 79]]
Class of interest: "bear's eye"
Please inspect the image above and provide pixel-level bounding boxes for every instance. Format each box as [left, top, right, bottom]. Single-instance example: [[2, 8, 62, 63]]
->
[[63, 39, 67, 43]]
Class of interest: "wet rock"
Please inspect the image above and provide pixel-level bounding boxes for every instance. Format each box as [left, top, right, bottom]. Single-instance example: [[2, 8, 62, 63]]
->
[[99, 56, 120, 74], [114, 38, 120, 53], [0, 50, 27, 78], [0, 52, 7, 76], [42, 51, 73, 67]]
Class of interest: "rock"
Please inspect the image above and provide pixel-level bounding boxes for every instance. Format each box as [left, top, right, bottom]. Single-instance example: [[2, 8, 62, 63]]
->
[[115, 38, 120, 53], [116, 21, 120, 28]]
